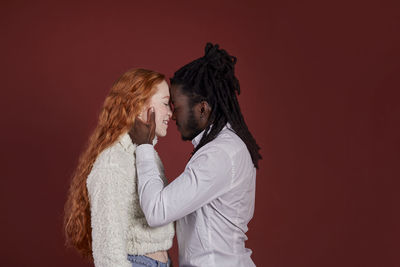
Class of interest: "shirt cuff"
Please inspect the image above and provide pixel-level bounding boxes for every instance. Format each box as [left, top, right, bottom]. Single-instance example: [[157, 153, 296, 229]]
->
[[136, 144, 156, 163]]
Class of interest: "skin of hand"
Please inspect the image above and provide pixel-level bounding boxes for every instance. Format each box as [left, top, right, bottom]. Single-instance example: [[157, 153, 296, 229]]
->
[[129, 107, 156, 145]]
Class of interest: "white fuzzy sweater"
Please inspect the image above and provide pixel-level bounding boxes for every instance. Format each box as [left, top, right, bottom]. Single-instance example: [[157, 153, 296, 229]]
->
[[86, 133, 175, 267]]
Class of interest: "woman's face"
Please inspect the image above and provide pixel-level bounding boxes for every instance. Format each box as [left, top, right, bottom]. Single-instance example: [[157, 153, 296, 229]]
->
[[140, 80, 172, 137]]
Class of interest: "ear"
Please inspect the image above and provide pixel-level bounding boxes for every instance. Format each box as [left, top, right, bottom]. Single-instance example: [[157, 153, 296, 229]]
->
[[198, 101, 211, 119]]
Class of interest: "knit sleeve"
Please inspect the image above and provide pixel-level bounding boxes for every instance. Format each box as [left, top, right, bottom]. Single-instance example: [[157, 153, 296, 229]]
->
[[87, 165, 132, 267]]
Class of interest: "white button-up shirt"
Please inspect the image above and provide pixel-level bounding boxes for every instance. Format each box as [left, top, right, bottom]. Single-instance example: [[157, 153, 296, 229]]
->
[[136, 124, 256, 267]]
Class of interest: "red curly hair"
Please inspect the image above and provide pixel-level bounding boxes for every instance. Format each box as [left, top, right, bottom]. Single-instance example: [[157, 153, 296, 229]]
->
[[63, 68, 165, 260]]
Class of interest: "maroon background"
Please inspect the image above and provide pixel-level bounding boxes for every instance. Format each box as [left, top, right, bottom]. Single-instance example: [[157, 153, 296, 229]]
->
[[1, 0, 399, 266]]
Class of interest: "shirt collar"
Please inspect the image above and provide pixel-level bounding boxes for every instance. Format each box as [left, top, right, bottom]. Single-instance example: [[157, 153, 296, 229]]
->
[[191, 123, 231, 148], [191, 129, 205, 148]]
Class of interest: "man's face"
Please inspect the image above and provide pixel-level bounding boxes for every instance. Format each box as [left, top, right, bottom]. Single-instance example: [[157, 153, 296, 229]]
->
[[170, 84, 203, 141]]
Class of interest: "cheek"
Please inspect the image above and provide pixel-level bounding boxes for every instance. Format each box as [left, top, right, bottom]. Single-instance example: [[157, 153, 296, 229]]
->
[[154, 106, 166, 123], [177, 113, 186, 125], [154, 110, 162, 124]]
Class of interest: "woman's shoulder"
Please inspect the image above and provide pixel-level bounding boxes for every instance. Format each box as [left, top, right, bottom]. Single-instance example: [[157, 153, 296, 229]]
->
[[87, 141, 136, 186], [95, 137, 136, 168]]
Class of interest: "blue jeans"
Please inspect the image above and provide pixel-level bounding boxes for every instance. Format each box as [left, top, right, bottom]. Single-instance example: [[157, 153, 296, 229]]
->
[[127, 255, 171, 267]]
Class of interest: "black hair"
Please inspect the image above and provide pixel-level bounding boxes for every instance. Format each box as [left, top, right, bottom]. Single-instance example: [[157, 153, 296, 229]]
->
[[170, 43, 261, 168]]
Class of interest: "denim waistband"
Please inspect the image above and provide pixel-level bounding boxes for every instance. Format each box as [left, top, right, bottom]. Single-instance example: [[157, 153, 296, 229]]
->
[[127, 254, 171, 267]]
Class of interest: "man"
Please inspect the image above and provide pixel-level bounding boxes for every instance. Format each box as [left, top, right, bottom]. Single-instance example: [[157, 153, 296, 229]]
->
[[130, 43, 261, 266]]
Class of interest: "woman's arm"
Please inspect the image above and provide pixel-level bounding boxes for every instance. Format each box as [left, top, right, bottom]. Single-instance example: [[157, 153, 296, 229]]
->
[[87, 166, 132, 267]]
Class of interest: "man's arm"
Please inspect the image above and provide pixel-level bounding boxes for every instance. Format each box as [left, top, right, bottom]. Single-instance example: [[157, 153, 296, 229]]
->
[[136, 144, 233, 227]]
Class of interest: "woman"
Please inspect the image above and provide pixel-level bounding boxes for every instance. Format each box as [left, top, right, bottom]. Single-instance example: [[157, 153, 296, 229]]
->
[[64, 69, 175, 267]]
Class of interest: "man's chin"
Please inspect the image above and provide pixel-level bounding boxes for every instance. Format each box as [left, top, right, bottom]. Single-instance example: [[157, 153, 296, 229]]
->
[[181, 134, 191, 141], [180, 131, 195, 141], [179, 126, 203, 141], [181, 131, 200, 141]]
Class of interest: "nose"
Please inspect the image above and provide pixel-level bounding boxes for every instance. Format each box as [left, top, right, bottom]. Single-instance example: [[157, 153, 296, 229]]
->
[[169, 103, 176, 121], [167, 105, 172, 119]]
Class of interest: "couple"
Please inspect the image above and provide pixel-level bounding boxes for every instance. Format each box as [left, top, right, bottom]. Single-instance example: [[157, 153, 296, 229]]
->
[[64, 43, 261, 267]]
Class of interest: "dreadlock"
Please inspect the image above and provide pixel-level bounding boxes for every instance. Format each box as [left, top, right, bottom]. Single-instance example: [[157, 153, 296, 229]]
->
[[170, 43, 262, 168]]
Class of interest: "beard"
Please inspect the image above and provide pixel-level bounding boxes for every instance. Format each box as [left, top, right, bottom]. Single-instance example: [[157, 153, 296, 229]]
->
[[181, 108, 203, 141]]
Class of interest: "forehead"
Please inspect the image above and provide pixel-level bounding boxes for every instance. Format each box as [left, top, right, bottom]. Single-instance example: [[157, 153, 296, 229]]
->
[[170, 84, 188, 103]]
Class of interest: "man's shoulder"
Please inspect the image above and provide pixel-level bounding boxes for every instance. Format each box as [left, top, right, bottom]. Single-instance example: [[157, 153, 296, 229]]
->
[[200, 126, 247, 159], [217, 126, 246, 148]]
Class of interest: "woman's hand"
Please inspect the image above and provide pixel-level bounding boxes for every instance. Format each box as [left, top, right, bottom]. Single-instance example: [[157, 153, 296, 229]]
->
[[128, 107, 156, 145]]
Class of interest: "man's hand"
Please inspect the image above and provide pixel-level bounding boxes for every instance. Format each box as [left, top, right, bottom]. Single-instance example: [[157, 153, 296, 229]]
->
[[128, 107, 156, 145]]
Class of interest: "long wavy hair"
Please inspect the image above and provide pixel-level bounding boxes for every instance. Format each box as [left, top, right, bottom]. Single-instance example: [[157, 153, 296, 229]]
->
[[64, 68, 165, 260]]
